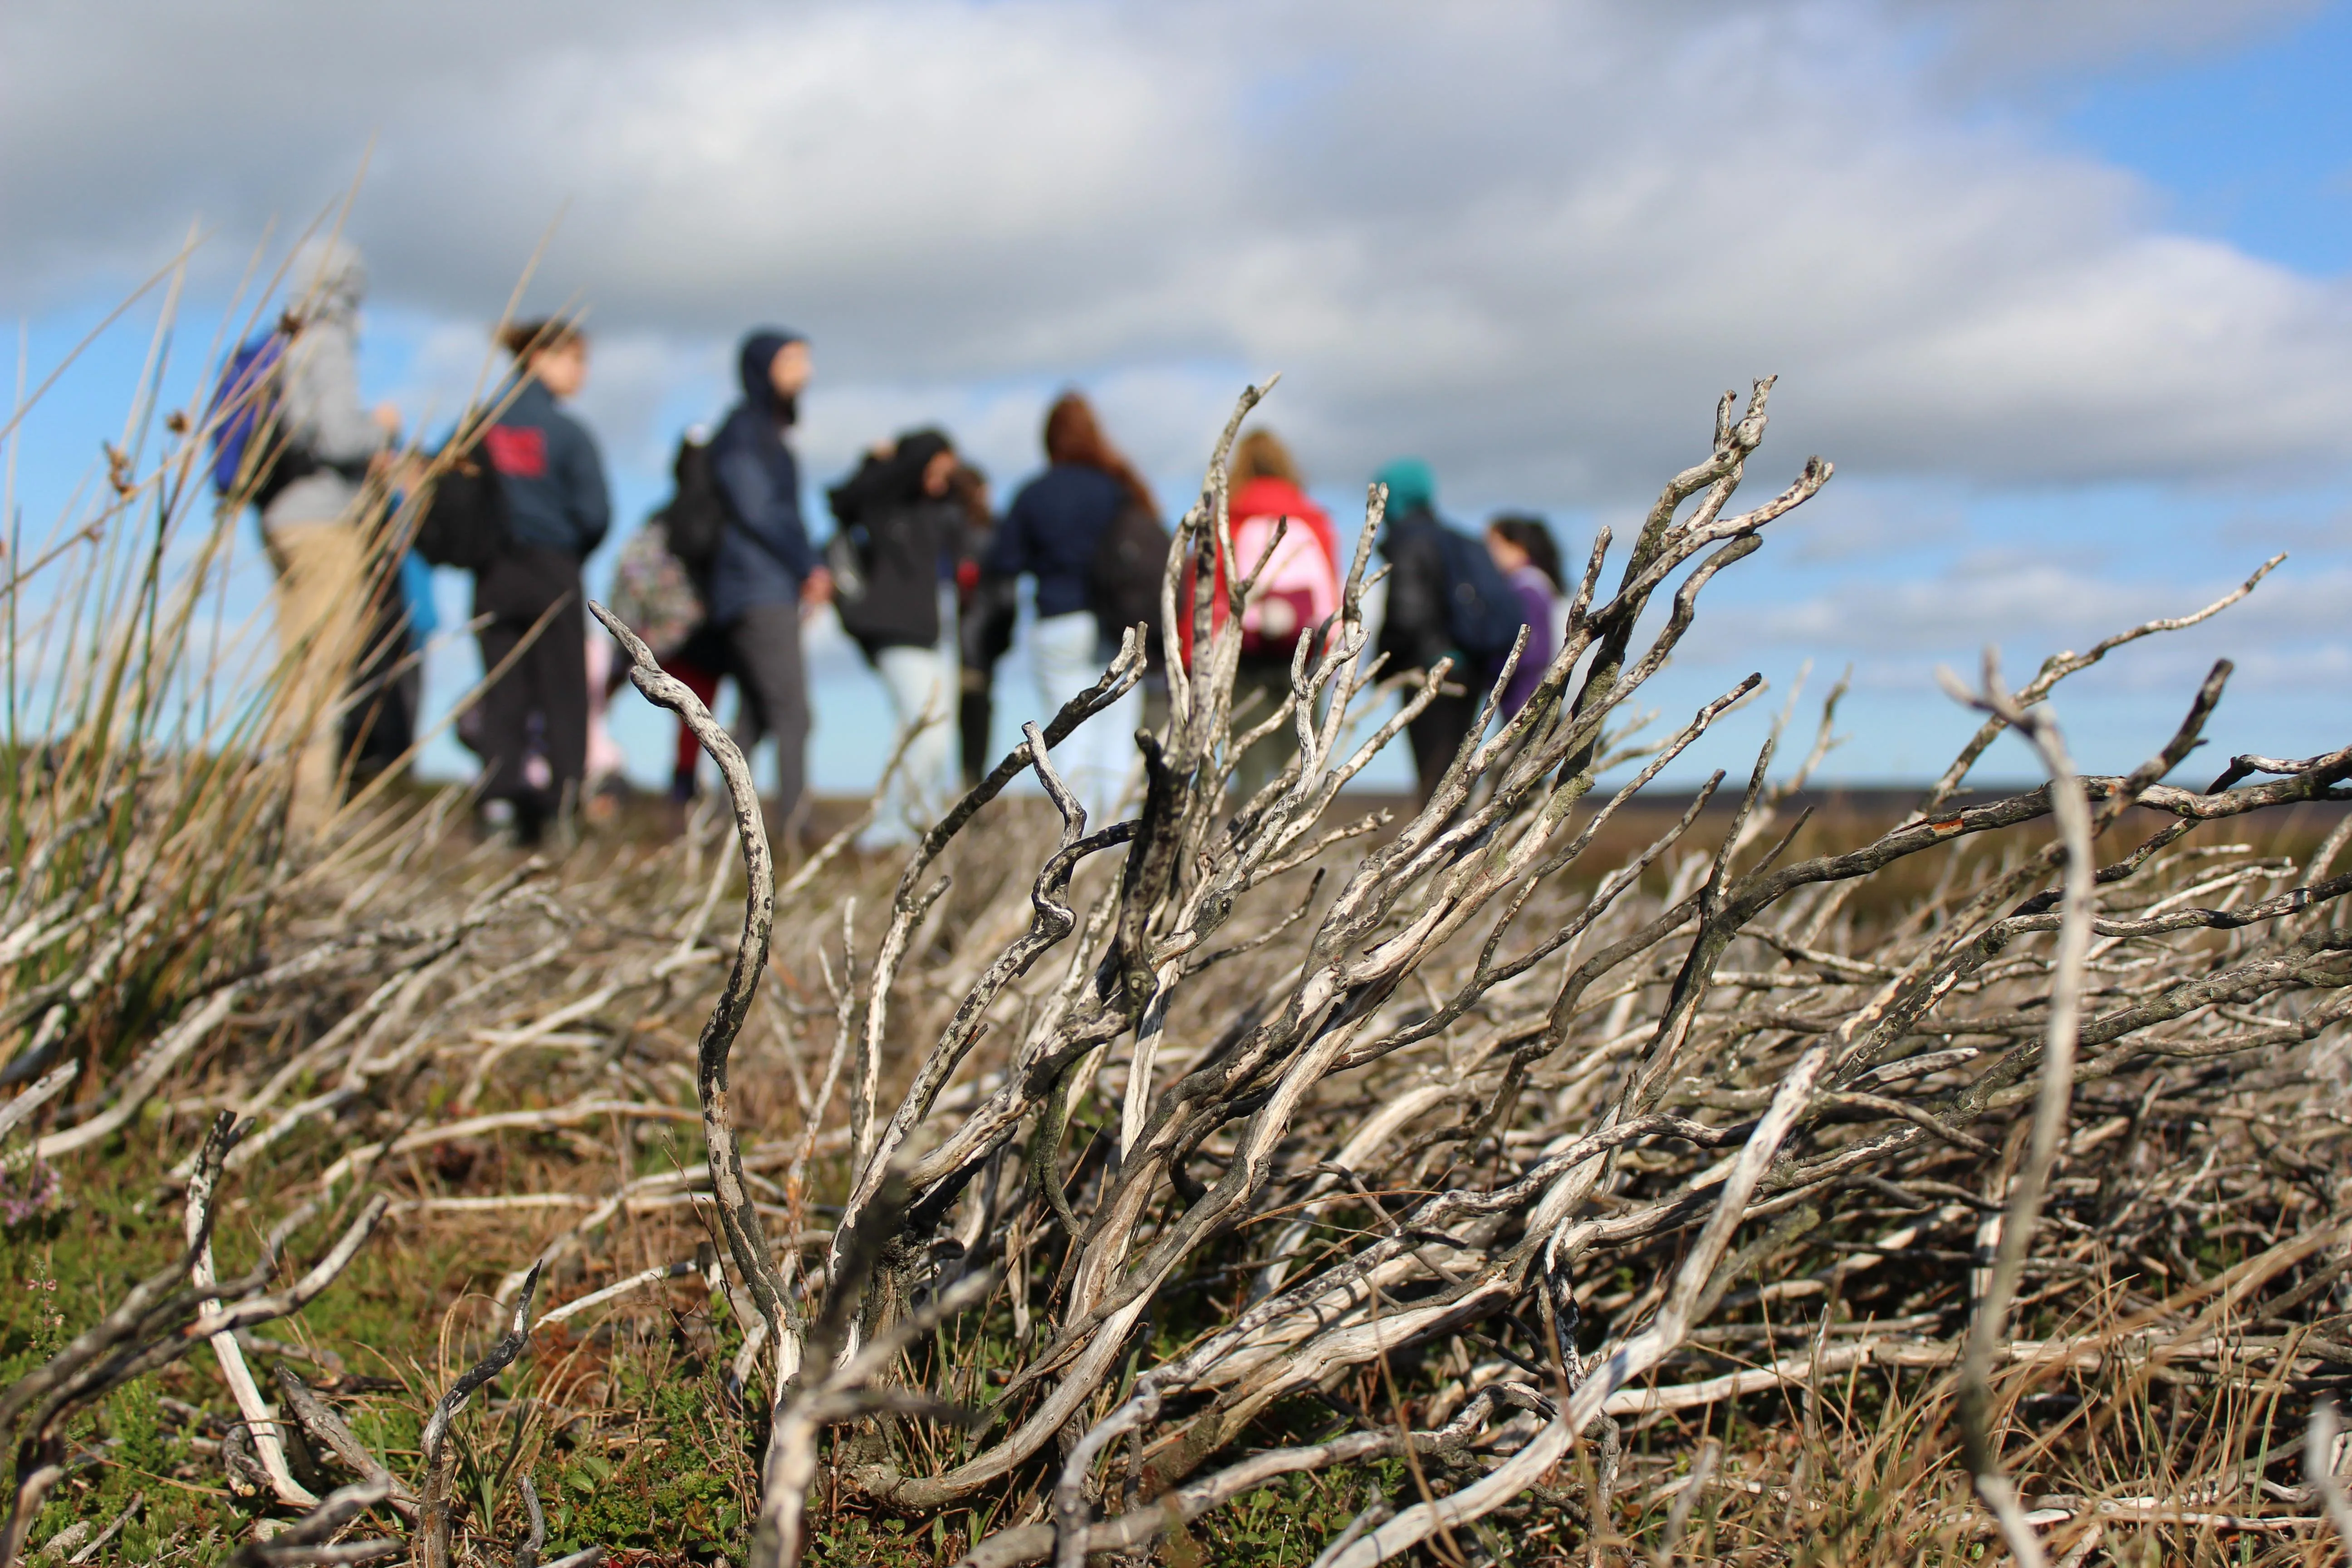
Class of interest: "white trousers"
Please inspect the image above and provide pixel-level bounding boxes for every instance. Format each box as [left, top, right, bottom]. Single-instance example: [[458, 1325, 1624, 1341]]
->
[[1030, 611, 1139, 826], [869, 642, 955, 846]]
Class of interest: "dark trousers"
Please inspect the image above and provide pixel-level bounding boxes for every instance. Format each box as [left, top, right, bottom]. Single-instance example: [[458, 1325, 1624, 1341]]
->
[[1406, 686, 1479, 806], [341, 574, 418, 782], [725, 601, 811, 836], [658, 623, 734, 799], [959, 662, 996, 787], [475, 547, 588, 828]]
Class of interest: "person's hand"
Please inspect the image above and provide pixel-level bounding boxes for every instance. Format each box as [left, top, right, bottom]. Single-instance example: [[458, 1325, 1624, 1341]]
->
[[802, 566, 834, 606]]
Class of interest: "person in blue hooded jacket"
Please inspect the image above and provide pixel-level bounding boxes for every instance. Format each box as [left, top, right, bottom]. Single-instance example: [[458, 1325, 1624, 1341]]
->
[[708, 329, 830, 840]]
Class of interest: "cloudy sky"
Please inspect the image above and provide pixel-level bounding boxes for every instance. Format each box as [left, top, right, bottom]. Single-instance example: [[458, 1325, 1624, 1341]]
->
[[5, 0, 2348, 792]]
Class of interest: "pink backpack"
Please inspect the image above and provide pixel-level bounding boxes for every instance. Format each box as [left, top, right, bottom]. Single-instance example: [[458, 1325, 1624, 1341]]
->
[[1231, 513, 1340, 659]]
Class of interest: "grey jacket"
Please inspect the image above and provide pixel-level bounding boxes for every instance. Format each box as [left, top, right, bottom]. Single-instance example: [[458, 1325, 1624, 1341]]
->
[[263, 240, 389, 529]]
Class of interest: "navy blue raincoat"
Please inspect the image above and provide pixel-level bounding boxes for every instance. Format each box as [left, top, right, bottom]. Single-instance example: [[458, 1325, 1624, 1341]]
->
[[708, 329, 814, 627]]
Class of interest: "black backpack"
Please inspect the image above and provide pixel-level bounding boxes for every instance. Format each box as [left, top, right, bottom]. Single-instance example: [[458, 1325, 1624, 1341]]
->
[[1433, 522, 1526, 668], [1087, 501, 1171, 654], [411, 435, 511, 572], [661, 436, 730, 578], [820, 451, 884, 613]]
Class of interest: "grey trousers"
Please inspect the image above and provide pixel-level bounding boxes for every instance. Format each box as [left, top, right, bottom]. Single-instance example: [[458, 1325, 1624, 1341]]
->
[[725, 601, 811, 836]]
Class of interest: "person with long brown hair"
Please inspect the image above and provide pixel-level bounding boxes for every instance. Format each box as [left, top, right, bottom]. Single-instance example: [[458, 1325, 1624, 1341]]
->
[[984, 390, 1156, 819]]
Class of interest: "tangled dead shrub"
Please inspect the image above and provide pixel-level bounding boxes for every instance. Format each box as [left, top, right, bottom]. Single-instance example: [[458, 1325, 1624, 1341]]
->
[[5, 372, 2352, 1567]]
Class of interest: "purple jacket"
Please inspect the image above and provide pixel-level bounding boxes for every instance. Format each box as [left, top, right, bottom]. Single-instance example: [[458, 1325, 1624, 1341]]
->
[[1500, 564, 1560, 717]]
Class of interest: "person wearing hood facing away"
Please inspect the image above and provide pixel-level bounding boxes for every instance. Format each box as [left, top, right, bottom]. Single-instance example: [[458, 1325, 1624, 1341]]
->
[[1373, 457, 1489, 804], [261, 237, 402, 832], [829, 428, 960, 840], [708, 330, 828, 844], [473, 318, 611, 846]]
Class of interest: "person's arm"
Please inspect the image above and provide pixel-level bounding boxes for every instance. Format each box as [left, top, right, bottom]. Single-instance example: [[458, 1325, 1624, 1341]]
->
[[965, 571, 1020, 667], [826, 452, 901, 527], [714, 439, 816, 580], [983, 494, 1031, 579], [566, 421, 612, 558]]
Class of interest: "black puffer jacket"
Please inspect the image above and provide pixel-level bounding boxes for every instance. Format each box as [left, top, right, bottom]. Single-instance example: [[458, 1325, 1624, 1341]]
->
[[829, 431, 956, 657]]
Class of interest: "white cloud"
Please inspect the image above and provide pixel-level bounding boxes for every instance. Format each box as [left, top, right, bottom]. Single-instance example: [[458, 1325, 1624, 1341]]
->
[[1911, 0, 2323, 83], [1687, 552, 2352, 700], [6, 0, 2349, 512]]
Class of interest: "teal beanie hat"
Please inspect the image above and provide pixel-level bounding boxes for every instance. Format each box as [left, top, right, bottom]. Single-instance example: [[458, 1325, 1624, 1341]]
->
[[1372, 457, 1435, 519]]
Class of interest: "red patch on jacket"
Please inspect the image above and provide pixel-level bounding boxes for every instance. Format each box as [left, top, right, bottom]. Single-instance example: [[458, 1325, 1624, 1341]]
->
[[483, 425, 547, 480]]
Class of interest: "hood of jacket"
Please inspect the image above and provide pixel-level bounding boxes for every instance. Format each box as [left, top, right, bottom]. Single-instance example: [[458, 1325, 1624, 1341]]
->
[[291, 238, 366, 326], [827, 428, 954, 528], [736, 328, 807, 426], [888, 429, 951, 503]]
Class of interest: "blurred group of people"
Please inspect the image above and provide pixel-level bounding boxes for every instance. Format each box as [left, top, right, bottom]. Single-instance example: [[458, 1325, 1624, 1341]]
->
[[219, 239, 1573, 851]]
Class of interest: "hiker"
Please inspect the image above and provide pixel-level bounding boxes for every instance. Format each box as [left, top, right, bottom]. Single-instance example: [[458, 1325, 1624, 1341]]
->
[[985, 392, 1157, 823], [252, 238, 402, 831], [474, 318, 611, 846], [1372, 458, 1525, 804], [828, 428, 963, 840], [1486, 514, 1567, 720], [1179, 429, 1341, 802], [953, 462, 1014, 787], [708, 329, 829, 845]]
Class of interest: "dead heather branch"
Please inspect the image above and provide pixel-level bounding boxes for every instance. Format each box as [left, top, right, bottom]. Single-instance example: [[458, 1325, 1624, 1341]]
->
[[416, 1264, 541, 1568]]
